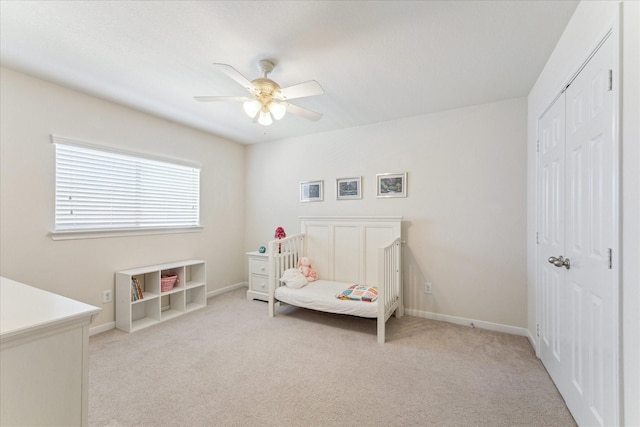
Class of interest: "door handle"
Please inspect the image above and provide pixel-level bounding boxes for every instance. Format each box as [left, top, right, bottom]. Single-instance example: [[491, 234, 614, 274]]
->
[[548, 255, 571, 270]]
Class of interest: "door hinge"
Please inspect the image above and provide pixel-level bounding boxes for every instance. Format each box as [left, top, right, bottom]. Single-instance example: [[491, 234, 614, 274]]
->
[[536, 139, 540, 153], [536, 232, 539, 245], [536, 323, 540, 337], [608, 248, 612, 269], [608, 69, 613, 91]]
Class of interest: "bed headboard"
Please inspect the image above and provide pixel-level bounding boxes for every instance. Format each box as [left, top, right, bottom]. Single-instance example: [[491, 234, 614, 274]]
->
[[299, 216, 402, 287]]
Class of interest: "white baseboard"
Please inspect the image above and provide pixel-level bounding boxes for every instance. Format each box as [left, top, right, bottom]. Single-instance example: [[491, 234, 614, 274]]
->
[[207, 282, 247, 299], [405, 308, 530, 338], [90, 321, 115, 336], [89, 283, 249, 336], [526, 329, 538, 352]]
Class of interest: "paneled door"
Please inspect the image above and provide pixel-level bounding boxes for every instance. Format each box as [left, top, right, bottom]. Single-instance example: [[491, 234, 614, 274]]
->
[[538, 89, 566, 390], [538, 33, 618, 427]]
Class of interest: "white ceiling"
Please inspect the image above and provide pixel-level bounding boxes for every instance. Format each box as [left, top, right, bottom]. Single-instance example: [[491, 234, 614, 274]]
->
[[0, 1, 578, 145]]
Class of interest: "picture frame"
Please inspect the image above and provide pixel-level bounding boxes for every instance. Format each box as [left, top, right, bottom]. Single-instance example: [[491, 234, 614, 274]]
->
[[300, 180, 324, 202], [336, 176, 362, 200], [376, 172, 407, 198]]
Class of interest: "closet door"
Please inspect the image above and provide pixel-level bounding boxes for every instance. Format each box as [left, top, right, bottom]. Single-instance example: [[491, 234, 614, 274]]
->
[[538, 34, 618, 427], [563, 33, 617, 427], [538, 92, 566, 386]]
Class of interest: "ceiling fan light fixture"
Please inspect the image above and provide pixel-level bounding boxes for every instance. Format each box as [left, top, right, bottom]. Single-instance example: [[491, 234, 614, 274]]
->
[[196, 60, 324, 126], [243, 100, 261, 118], [258, 109, 273, 126], [269, 102, 286, 120]]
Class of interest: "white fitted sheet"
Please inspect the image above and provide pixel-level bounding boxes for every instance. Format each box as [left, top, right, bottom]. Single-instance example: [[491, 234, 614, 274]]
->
[[274, 280, 378, 318]]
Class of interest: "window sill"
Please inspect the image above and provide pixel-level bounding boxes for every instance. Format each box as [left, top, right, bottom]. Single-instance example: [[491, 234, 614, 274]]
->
[[49, 226, 203, 241]]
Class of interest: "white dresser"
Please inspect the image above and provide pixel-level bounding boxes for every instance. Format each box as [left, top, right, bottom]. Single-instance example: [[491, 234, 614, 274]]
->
[[246, 251, 269, 301], [0, 276, 101, 427]]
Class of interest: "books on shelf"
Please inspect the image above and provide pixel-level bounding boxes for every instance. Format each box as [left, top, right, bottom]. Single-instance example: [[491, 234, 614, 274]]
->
[[131, 277, 143, 301]]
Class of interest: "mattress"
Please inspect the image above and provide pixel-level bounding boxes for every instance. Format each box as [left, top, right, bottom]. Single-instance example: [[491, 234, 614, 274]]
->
[[274, 280, 378, 318]]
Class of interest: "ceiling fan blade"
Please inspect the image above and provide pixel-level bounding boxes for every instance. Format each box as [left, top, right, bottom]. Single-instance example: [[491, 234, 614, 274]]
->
[[194, 96, 249, 102], [284, 102, 323, 121], [277, 80, 324, 100], [212, 63, 256, 93]]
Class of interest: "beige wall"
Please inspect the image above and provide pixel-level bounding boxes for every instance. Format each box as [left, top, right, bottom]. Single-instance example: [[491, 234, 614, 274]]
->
[[0, 69, 529, 332], [0, 67, 246, 329], [527, 1, 640, 424], [245, 98, 528, 330]]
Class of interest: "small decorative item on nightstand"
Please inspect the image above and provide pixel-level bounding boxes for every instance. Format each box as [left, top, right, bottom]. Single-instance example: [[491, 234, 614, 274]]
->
[[274, 227, 286, 253], [259, 246, 266, 253]]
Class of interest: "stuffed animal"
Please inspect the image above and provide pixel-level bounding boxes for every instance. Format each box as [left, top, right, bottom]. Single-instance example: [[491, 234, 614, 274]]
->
[[297, 257, 318, 282]]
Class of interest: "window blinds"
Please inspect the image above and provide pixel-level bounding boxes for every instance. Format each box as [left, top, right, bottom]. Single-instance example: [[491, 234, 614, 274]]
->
[[54, 139, 200, 232]]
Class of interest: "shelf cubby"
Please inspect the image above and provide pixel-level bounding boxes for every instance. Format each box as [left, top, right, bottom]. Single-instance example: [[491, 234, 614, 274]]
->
[[116, 260, 206, 332]]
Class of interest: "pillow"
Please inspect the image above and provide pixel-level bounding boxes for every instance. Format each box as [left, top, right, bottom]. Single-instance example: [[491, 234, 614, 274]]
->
[[336, 285, 378, 302], [279, 268, 308, 289]]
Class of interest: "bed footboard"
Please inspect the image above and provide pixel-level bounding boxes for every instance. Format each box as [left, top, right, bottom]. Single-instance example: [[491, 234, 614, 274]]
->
[[268, 233, 305, 317], [377, 237, 403, 343]]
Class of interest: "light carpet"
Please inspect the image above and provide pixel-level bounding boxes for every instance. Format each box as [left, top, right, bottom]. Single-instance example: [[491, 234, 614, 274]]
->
[[89, 288, 576, 426]]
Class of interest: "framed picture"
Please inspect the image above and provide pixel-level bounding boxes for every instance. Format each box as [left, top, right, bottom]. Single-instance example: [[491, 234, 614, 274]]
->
[[336, 176, 362, 200], [376, 172, 407, 198], [300, 180, 324, 202]]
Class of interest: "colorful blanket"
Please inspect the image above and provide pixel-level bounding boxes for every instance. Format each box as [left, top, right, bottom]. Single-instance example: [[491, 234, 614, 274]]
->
[[336, 285, 378, 302]]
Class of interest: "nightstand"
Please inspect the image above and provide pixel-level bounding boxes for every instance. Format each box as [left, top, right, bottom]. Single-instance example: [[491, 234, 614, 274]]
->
[[246, 251, 268, 301]]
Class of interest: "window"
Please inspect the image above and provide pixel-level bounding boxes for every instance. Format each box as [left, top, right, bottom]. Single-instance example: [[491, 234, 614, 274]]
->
[[53, 136, 200, 238]]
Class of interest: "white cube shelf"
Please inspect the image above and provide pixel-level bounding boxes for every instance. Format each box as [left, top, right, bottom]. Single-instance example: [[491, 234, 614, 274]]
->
[[115, 260, 206, 332]]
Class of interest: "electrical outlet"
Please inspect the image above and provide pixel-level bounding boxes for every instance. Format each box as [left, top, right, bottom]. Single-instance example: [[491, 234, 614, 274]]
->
[[424, 282, 432, 294], [102, 290, 113, 303]]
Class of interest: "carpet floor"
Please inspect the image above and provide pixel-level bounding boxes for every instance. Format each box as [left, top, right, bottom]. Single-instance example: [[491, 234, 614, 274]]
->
[[89, 287, 576, 426]]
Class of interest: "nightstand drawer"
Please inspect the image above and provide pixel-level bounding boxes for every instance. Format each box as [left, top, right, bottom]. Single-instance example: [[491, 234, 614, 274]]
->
[[246, 251, 268, 301], [249, 273, 268, 293], [249, 258, 268, 275]]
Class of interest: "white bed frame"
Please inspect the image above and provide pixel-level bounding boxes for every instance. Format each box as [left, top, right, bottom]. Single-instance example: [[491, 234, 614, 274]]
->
[[267, 216, 403, 343]]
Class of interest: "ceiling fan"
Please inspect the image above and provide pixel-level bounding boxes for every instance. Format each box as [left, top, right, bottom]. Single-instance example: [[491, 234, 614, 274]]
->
[[195, 59, 324, 126]]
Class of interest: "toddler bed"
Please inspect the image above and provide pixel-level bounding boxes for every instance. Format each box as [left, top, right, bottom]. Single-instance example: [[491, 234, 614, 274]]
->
[[267, 216, 403, 343]]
